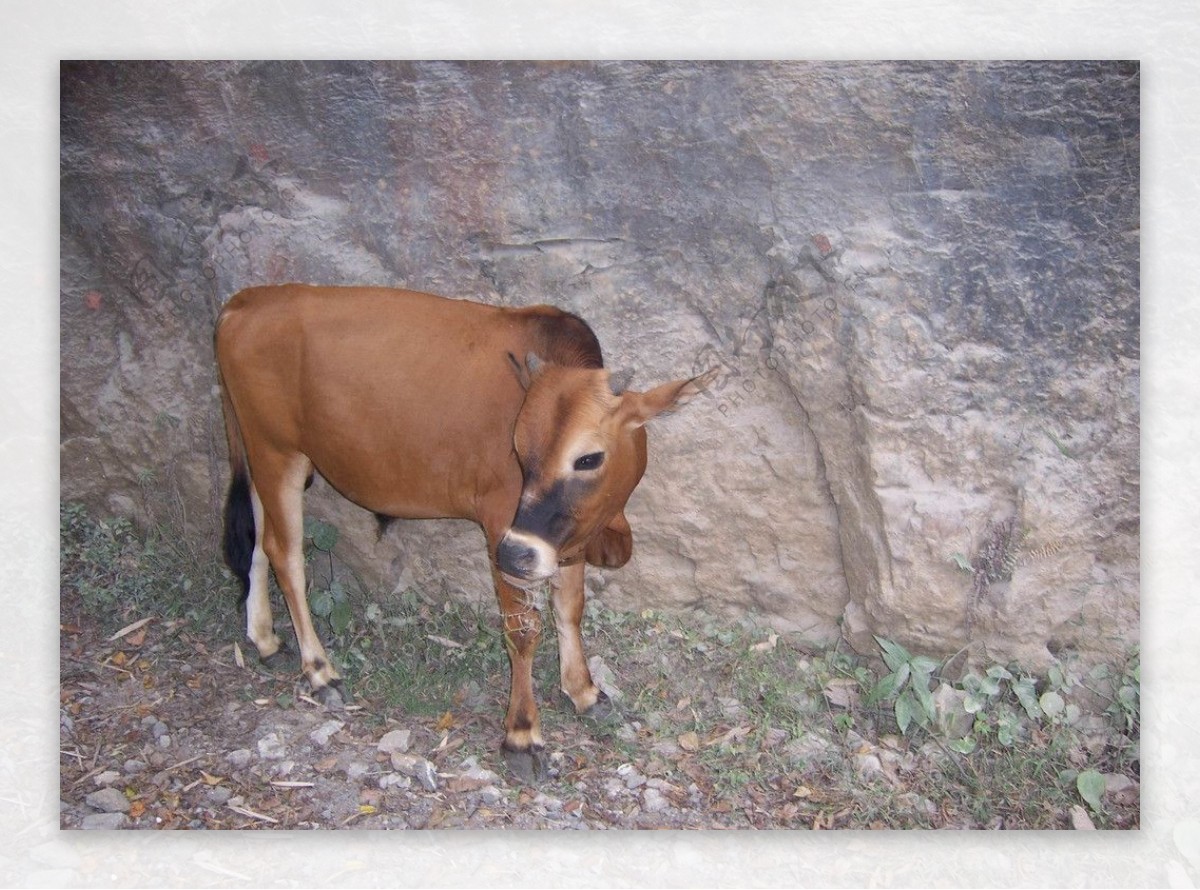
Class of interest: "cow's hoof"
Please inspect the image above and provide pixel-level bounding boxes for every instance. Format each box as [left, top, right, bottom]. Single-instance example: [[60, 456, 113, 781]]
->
[[502, 744, 547, 783], [314, 680, 348, 710], [259, 644, 297, 672], [574, 689, 617, 722]]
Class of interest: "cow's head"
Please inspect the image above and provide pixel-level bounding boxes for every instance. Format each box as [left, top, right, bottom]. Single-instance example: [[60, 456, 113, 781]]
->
[[496, 354, 716, 586]]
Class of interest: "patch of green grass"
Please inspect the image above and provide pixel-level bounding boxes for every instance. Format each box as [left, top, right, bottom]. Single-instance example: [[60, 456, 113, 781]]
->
[[61, 501, 239, 637], [354, 593, 511, 718], [918, 729, 1083, 828]]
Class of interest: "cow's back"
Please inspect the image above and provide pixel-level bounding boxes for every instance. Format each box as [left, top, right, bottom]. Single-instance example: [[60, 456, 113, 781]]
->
[[216, 284, 563, 521]]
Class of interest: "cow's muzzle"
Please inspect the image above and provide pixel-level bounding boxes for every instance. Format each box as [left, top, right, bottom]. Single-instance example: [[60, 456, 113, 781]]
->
[[496, 530, 558, 584]]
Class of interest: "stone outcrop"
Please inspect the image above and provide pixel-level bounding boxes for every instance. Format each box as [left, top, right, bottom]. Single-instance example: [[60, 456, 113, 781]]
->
[[60, 61, 1139, 668]]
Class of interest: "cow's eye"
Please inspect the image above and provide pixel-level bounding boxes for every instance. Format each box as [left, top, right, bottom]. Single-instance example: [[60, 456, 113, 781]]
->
[[573, 451, 605, 472]]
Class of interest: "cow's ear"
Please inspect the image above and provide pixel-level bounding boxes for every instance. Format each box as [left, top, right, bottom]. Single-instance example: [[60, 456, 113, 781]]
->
[[585, 512, 633, 568], [617, 367, 718, 428], [508, 352, 546, 391]]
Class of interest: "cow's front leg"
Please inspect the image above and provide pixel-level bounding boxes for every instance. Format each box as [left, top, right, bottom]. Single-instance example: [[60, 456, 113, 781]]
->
[[551, 561, 612, 719], [492, 569, 546, 782]]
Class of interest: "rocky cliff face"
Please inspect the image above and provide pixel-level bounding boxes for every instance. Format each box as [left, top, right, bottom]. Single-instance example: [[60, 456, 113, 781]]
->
[[60, 61, 1139, 668]]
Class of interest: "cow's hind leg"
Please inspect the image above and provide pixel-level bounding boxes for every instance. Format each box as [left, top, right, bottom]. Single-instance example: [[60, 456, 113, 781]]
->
[[492, 568, 546, 782], [255, 455, 346, 707], [223, 466, 289, 666], [551, 561, 613, 719], [246, 481, 291, 667]]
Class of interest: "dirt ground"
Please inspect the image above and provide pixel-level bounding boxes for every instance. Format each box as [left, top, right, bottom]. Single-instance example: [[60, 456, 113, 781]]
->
[[59, 570, 1139, 834], [59, 592, 810, 831]]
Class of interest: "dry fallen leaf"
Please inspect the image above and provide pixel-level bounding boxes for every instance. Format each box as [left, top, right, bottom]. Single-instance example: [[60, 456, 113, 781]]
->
[[436, 711, 456, 732], [228, 804, 278, 824], [448, 775, 488, 793], [1071, 804, 1096, 830], [677, 731, 700, 753], [128, 800, 146, 819], [200, 771, 225, 786], [705, 725, 752, 748], [233, 641, 245, 668], [822, 678, 860, 710], [107, 617, 154, 642], [749, 633, 779, 653]]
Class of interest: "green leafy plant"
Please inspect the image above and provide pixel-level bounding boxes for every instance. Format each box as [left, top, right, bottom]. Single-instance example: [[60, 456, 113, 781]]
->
[[1094, 648, 1140, 734], [1077, 768, 1106, 814], [310, 578, 353, 636], [866, 636, 940, 734], [1038, 660, 1085, 726], [303, 517, 355, 638], [950, 552, 973, 573], [942, 665, 1045, 751], [306, 517, 340, 553]]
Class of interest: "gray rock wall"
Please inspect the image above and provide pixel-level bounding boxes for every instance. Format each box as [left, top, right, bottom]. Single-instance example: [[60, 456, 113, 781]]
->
[[60, 61, 1139, 668]]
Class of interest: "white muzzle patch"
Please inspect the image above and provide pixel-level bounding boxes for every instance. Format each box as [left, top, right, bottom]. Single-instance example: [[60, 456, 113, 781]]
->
[[497, 529, 559, 585]]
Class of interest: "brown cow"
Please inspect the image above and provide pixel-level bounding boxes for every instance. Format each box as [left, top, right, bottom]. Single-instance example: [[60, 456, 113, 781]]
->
[[215, 284, 714, 779]]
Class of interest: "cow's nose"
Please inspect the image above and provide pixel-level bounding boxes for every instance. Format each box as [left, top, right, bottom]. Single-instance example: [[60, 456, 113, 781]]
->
[[497, 536, 538, 578], [496, 530, 557, 582]]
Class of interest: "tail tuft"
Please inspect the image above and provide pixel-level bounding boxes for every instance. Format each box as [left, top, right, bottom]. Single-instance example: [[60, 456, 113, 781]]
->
[[223, 470, 255, 605]]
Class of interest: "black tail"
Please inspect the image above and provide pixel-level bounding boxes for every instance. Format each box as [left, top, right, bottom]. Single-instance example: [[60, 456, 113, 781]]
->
[[223, 468, 255, 605]]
